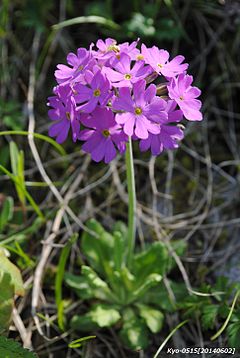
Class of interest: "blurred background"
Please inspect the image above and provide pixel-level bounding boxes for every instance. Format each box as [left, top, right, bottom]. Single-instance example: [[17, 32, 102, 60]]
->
[[1, 0, 240, 356]]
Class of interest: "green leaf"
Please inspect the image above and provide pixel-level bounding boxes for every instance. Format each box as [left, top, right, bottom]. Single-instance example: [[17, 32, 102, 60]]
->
[[65, 268, 120, 303], [213, 276, 230, 301], [227, 321, 240, 348], [55, 234, 78, 330], [121, 266, 135, 290], [120, 309, 149, 350], [0, 197, 14, 231], [0, 271, 14, 334], [136, 303, 164, 333], [81, 265, 115, 301], [133, 242, 168, 282], [0, 98, 23, 131], [88, 304, 120, 327], [113, 231, 125, 271], [64, 272, 94, 299], [0, 250, 24, 296], [124, 13, 155, 37], [144, 281, 188, 312], [0, 217, 44, 246], [164, 0, 172, 6], [211, 290, 240, 342], [15, 242, 35, 268], [113, 221, 128, 240], [0, 165, 44, 219], [68, 335, 96, 349], [17, 150, 26, 203], [0, 146, 9, 167], [181, 294, 209, 319], [3, 243, 35, 270], [201, 304, 219, 330], [10, 142, 26, 205], [131, 273, 162, 302], [10, 141, 19, 177], [231, 309, 240, 322], [3, 115, 23, 131], [81, 266, 106, 289], [110, 270, 128, 304], [0, 336, 37, 357], [82, 265, 112, 294], [81, 219, 114, 276], [71, 304, 121, 331], [0, 131, 65, 156], [71, 314, 99, 332]]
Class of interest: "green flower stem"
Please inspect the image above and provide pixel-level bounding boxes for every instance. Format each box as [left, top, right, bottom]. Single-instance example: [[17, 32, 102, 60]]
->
[[0, 130, 65, 155], [125, 137, 136, 267]]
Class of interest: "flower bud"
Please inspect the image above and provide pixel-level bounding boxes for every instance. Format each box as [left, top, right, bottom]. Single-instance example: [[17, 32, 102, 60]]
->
[[156, 84, 168, 96], [145, 72, 158, 84]]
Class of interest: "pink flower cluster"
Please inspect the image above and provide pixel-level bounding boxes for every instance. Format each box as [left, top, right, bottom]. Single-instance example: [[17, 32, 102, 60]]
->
[[48, 38, 202, 163]]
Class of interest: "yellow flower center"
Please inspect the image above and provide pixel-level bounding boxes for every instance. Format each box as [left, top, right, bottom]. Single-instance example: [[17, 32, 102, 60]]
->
[[179, 96, 184, 100], [124, 74, 132, 80], [107, 44, 120, 53], [102, 129, 110, 137], [78, 65, 83, 71], [137, 55, 144, 60], [66, 112, 71, 120], [93, 89, 101, 97], [134, 107, 142, 115], [157, 63, 163, 68]]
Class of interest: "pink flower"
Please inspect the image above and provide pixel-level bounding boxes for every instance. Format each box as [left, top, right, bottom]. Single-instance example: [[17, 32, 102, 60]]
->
[[119, 40, 141, 60], [112, 80, 167, 139], [55, 48, 96, 85], [168, 74, 202, 121], [74, 70, 112, 113], [141, 44, 188, 78], [79, 107, 127, 163], [48, 39, 203, 162], [103, 53, 151, 88], [94, 38, 140, 62], [48, 85, 80, 143], [139, 100, 184, 155]]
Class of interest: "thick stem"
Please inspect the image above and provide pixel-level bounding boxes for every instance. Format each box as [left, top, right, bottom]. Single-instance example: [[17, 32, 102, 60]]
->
[[125, 137, 136, 267]]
